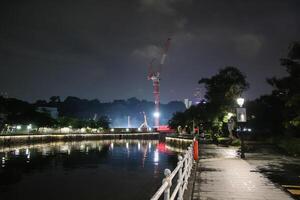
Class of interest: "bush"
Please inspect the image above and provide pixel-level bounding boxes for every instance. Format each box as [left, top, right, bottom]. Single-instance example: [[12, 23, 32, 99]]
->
[[276, 137, 300, 156], [231, 139, 241, 146]]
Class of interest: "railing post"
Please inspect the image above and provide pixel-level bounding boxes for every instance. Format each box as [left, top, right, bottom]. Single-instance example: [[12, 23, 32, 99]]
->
[[163, 169, 172, 200], [177, 156, 183, 200], [188, 146, 192, 176], [183, 149, 188, 190]]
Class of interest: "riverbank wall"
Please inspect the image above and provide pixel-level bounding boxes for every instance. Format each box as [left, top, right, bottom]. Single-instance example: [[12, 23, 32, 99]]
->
[[0, 132, 159, 146]]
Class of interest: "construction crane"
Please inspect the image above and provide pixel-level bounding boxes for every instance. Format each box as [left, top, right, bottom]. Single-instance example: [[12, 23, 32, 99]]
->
[[147, 38, 171, 128]]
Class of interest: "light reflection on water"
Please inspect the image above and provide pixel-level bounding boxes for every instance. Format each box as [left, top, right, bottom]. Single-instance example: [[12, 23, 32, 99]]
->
[[0, 140, 178, 200]]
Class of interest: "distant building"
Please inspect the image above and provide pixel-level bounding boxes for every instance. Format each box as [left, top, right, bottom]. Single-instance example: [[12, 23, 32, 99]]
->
[[184, 99, 193, 109], [0, 92, 8, 98], [37, 107, 59, 119]]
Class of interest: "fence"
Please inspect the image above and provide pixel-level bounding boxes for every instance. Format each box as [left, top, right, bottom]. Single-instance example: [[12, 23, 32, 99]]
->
[[150, 144, 194, 200]]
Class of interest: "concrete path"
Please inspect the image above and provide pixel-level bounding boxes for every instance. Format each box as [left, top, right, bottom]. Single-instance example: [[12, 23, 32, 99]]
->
[[191, 144, 294, 200]]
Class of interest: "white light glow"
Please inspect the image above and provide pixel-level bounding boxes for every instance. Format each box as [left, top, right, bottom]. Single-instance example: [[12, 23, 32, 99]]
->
[[126, 128, 129, 132], [154, 150, 159, 163], [27, 124, 32, 130], [138, 142, 141, 150], [111, 128, 114, 132], [153, 112, 160, 118], [237, 97, 245, 107], [16, 125, 21, 130], [61, 127, 70, 133], [110, 143, 114, 149], [15, 149, 20, 156]]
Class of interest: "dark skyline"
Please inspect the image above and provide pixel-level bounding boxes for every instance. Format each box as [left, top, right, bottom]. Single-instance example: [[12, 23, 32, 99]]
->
[[0, 0, 299, 103]]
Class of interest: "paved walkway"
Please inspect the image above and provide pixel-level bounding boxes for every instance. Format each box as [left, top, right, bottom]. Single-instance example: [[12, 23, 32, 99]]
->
[[191, 144, 294, 200]]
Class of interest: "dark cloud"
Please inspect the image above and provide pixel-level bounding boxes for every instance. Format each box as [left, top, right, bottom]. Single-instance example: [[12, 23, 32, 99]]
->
[[0, 0, 299, 102]]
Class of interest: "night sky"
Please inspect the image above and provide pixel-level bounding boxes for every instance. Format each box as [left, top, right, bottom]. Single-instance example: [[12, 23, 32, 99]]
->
[[0, 0, 299, 103]]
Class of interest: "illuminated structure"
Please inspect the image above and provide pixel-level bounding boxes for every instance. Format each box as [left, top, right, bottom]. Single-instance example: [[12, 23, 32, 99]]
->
[[147, 38, 171, 127], [138, 112, 150, 131]]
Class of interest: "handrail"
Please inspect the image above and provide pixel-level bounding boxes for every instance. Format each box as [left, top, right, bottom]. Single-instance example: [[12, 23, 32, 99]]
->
[[150, 143, 194, 200]]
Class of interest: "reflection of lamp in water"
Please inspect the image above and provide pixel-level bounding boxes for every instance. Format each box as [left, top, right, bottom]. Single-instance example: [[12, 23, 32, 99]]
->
[[148, 143, 151, 150], [138, 142, 141, 150], [126, 142, 129, 149], [110, 143, 114, 150], [154, 150, 159, 164], [26, 153, 30, 163], [15, 149, 20, 156], [2, 157, 5, 167]]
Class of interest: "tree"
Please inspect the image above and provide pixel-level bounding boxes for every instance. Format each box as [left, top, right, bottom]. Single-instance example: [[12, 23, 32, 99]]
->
[[267, 42, 300, 136], [198, 66, 249, 136], [247, 95, 285, 136], [168, 112, 187, 129], [199, 67, 249, 110]]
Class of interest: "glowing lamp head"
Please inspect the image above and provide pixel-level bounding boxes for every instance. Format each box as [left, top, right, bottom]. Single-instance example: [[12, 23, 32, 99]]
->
[[153, 112, 160, 118], [236, 97, 245, 107]]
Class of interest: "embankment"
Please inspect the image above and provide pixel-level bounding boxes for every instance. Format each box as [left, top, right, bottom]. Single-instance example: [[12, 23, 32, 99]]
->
[[0, 132, 159, 146]]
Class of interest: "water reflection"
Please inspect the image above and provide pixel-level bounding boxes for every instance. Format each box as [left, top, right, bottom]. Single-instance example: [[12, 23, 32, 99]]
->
[[0, 140, 177, 200]]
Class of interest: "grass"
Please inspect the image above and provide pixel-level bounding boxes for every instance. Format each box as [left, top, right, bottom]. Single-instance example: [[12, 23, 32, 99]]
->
[[275, 137, 300, 156]]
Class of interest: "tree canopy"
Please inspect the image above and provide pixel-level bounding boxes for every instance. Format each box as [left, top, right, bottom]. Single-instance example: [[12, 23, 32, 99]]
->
[[169, 66, 249, 136]]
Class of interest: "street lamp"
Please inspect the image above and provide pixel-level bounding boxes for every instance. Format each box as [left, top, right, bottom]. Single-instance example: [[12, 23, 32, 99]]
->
[[236, 97, 246, 159], [236, 97, 245, 107]]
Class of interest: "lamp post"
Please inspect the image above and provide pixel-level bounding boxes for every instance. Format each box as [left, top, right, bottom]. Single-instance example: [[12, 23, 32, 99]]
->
[[236, 97, 246, 159]]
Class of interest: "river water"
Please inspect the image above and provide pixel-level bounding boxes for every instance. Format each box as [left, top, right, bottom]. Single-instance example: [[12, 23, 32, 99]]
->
[[0, 140, 179, 200]]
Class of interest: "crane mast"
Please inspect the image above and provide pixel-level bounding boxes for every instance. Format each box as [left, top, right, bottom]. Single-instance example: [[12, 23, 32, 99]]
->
[[147, 38, 171, 128]]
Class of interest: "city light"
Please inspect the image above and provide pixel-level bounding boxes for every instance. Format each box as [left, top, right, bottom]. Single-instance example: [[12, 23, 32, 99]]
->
[[153, 112, 160, 118], [110, 128, 114, 132], [27, 124, 32, 130], [236, 97, 245, 107], [154, 149, 159, 163]]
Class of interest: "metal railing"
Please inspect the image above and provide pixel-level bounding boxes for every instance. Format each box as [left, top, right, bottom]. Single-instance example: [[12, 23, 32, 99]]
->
[[150, 144, 194, 200]]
